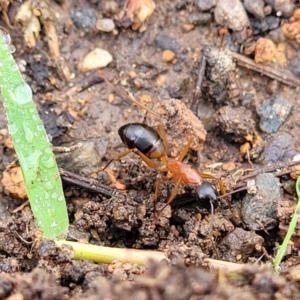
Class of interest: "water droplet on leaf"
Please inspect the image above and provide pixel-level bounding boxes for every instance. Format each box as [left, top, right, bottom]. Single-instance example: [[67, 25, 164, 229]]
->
[[40, 154, 55, 169], [9, 45, 16, 54], [7, 122, 17, 134], [13, 82, 32, 104]]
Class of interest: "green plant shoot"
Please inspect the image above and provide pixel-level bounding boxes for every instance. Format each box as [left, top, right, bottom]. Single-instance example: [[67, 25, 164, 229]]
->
[[273, 176, 300, 272], [0, 29, 69, 238]]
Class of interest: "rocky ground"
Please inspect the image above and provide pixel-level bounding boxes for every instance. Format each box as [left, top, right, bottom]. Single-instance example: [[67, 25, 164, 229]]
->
[[1, 0, 300, 299]]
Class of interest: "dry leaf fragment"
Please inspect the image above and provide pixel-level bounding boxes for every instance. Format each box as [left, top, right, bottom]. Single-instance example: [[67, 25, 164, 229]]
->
[[0, 0, 13, 28], [15, 0, 41, 48]]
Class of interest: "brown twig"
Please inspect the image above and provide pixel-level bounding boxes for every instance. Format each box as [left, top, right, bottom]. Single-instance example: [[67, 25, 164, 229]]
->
[[11, 200, 29, 213], [59, 168, 116, 198], [228, 51, 300, 88], [61, 71, 105, 97], [191, 55, 206, 114]]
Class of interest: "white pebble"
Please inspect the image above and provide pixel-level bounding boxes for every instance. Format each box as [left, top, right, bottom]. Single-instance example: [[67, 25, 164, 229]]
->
[[96, 18, 115, 32], [78, 48, 113, 73]]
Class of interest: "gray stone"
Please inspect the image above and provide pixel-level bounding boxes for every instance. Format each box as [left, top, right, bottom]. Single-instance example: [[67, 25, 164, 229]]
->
[[241, 173, 281, 231], [257, 95, 292, 133], [262, 133, 296, 163], [195, 0, 216, 11], [270, 0, 295, 18], [214, 0, 250, 31], [70, 8, 97, 32], [244, 0, 265, 19]]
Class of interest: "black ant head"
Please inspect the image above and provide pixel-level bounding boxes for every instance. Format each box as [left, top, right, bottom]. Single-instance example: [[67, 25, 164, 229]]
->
[[195, 182, 218, 212]]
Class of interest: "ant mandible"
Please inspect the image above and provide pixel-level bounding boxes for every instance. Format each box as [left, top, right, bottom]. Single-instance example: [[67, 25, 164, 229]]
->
[[99, 71, 226, 214]]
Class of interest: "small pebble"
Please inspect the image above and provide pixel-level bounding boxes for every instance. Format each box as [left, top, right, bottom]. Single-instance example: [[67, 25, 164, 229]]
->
[[202, 46, 234, 82], [78, 48, 113, 73], [214, 0, 250, 31], [195, 0, 216, 11], [281, 21, 300, 40], [128, 71, 137, 79], [262, 133, 296, 163], [222, 161, 236, 172], [188, 13, 212, 25], [133, 78, 143, 89], [173, 64, 182, 72], [96, 18, 115, 32], [250, 15, 280, 35], [162, 50, 176, 63], [231, 28, 248, 44], [215, 106, 256, 143], [196, 101, 214, 125], [271, 0, 295, 18], [256, 95, 292, 133], [70, 8, 97, 32], [267, 28, 285, 43], [264, 5, 272, 16], [254, 38, 277, 65], [290, 164, 300, 180], [155, 34, 183, 57], [139, 94, 152, 106], [108, 93, 115, 103], [2, 167, 27, 200], [56, 137, 109, 174], [293, 8, 300, 20], [102, 1, 119, 15], [241, 173, 281, 231], [176, 0, 187, 10], [182, 23, 195, 32], [288, 265, 300, 283], [288, 56, 300, 76], [266, 80, 278, 94], [281, 178, 296, 195], [243, 0, 265, 20]]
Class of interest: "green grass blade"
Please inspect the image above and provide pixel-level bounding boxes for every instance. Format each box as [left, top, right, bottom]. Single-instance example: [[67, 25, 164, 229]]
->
[[273, 176, 300, 272], [0, 29, 69, 238]]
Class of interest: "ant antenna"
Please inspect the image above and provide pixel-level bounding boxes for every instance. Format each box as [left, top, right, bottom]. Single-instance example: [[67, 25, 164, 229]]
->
[[208, 201, 221, 259], [217, 186, 248, 199], [208, 200, 214, 238], [97, 70, 159, 118]]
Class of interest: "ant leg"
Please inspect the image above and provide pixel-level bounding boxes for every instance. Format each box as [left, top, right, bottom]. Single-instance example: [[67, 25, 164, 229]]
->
[[102, 149, 135, 170], [207, 200, 220, 259], [103, 148, 162, 171], [208, 200, 214, 238], [153, 174, 169, 213], [133, 149, 162, 170], [178, 138, 193, 162], [158, 176, 182, 214], [201, 173, 225, 194]]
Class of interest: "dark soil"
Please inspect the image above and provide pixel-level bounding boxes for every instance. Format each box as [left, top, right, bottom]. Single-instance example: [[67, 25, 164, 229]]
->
[[1, 0, 300, 299]]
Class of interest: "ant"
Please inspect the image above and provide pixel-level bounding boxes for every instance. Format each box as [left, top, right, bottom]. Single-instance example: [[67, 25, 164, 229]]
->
[[97, 71, 227, 215], [103, 122, 226, 215]]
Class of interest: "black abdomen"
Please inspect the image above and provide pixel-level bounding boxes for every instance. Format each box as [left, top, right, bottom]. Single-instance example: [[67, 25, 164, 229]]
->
[[118, 123, 165, 156]]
